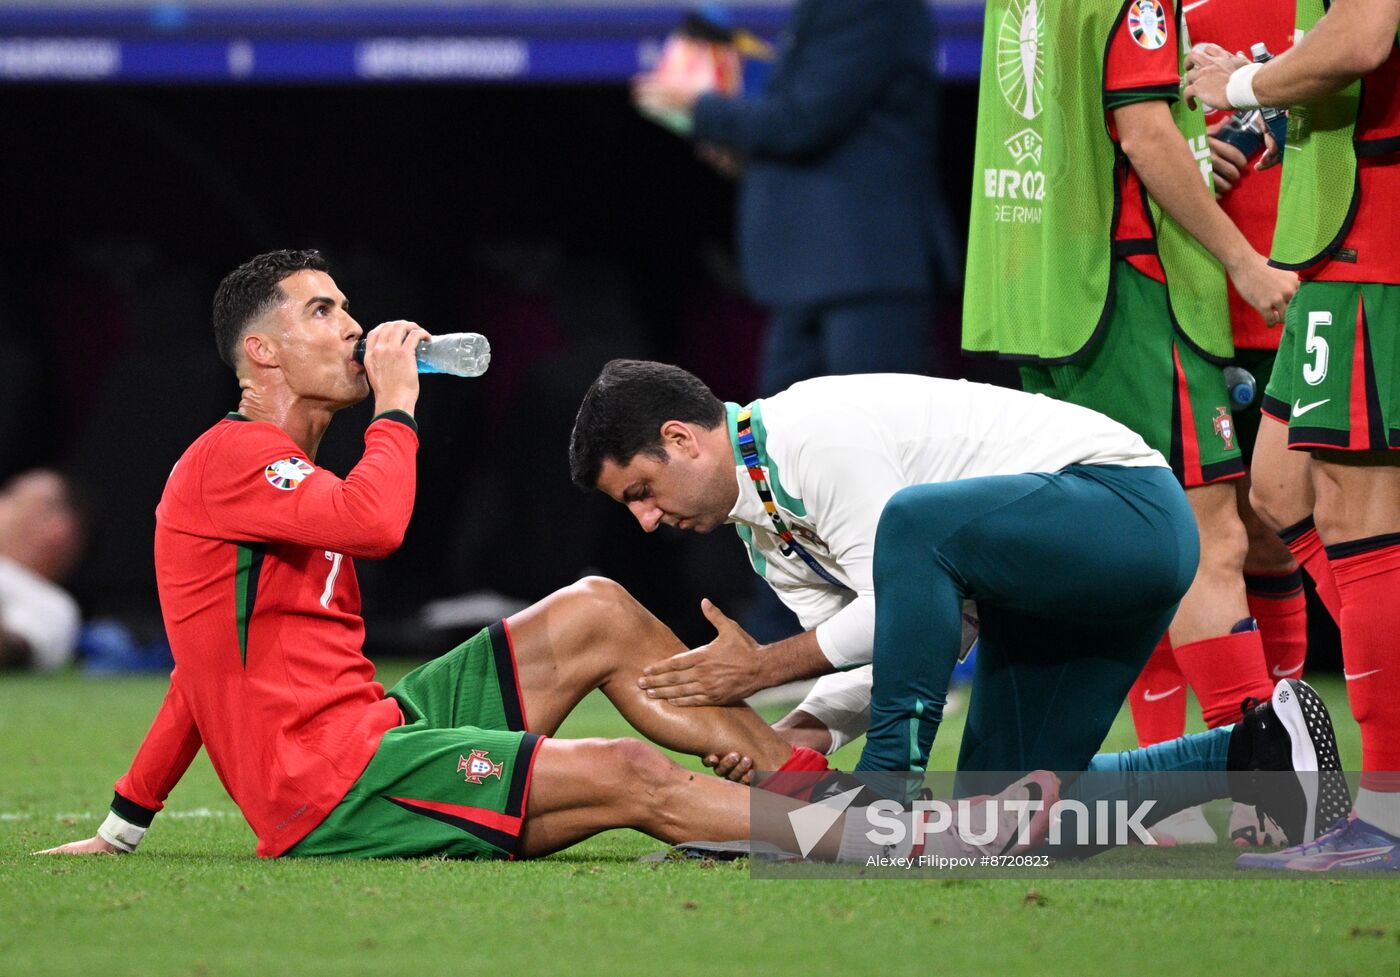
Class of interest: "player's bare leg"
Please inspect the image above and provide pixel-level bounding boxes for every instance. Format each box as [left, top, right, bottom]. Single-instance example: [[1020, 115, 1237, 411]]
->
[[1169, 482, 1252, 644], [505, 577, 792, 771], [1311, 452, 1400, 545], [1237, 474, 1298, 577], [516, 737, 822, 858], [515, 738, 1057, 861], [1248, 416, 1316, 535], [1159, 482, 1274, 731]]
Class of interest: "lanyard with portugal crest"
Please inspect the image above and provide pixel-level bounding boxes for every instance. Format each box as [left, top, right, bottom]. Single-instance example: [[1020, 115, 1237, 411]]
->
[[735, 407, 852, 592]]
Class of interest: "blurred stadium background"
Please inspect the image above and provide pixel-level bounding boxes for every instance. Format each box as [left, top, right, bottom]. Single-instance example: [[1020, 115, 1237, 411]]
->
[[0, 0, 975, 663], [0, 0, 1338, 669]]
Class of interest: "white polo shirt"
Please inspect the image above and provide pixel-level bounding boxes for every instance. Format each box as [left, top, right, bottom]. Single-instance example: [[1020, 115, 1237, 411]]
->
[[724, 373, 1166, 748]]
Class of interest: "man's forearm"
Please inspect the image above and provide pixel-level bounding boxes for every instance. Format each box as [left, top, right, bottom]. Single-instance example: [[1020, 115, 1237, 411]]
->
[[758, 629, 837, 688], [1117, 103, 1253, 275], [1254, 0, 1400, 106]]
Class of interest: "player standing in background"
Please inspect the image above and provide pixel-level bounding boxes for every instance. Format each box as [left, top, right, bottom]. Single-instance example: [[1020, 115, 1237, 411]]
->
[[963, 0, 1297, 838], [1128, 0, 1305, 848], [1188, 0, 1400, 871]]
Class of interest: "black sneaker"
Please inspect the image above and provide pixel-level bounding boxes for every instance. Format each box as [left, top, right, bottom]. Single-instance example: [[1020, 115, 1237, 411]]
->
[[1228, 679, 1351, 844]]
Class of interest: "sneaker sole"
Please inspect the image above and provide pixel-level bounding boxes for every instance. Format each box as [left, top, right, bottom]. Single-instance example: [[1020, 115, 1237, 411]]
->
[[1272, 679, 1348, 843]]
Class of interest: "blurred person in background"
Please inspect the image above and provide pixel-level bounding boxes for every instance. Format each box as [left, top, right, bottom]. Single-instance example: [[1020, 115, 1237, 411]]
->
[[633, 0, 945, 394], [0, 469, 85, 671]]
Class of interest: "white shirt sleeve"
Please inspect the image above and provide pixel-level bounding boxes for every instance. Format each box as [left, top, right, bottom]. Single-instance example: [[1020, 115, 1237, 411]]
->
[[790, 433, 913, 669], [796, 668, 873, 753]]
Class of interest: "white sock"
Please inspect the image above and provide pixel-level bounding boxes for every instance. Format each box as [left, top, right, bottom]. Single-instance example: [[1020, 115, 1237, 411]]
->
[[1354, 788, 1400, 836], [835, 807, 915, 863]]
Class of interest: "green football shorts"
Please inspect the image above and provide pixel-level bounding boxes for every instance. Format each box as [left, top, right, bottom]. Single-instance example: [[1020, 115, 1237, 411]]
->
[[1020, 260, 1244, 488], [288, 621, 542, 860], [1262, 280, 1400, 452]]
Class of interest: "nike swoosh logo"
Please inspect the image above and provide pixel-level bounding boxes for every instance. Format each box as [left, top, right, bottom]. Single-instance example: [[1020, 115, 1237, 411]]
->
[[1272, 662, 1305, 677], [1143, 686, 1182, 702], [1183, 0, 1212, 11], [1345, 669, 1382, 681], [1292, 398, 1330, 417]]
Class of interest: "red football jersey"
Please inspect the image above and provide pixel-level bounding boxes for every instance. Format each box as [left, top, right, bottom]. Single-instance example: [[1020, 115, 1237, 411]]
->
[[114, 412, 418, 856], [1186, 0, 1293, 348], [1306, 41, 1400, 285], [1104, 0, 1184, 285]]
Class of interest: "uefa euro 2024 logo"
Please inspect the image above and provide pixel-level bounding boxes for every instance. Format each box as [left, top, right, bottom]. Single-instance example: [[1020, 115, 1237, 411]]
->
[[997, 0, 1044, 122]]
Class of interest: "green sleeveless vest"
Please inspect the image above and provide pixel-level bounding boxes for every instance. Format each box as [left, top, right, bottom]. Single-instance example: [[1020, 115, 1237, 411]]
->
[[1271, 0, 1400, 269], [963, 0, 1233, 363]]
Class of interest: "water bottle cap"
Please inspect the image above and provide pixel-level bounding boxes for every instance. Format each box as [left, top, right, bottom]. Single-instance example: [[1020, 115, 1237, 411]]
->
[[353, 338, 367, 363], [1250, 42, 1270, 60]]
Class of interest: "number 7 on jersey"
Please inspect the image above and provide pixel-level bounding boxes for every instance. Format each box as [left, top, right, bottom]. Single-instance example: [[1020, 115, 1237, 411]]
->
[[321, 551, 343, 608]]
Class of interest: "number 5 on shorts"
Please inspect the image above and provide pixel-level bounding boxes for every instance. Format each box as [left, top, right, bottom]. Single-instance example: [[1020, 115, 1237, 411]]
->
[[1303, 311, 1331, 387]]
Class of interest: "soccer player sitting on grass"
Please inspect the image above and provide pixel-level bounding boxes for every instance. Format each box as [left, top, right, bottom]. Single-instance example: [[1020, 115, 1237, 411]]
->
[[37, 249, 1045, 863]]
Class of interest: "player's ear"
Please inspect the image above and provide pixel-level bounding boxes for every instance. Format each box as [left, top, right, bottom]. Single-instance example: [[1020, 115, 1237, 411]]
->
[[242, 331, 278, 369], [659, 420, 698, 458]]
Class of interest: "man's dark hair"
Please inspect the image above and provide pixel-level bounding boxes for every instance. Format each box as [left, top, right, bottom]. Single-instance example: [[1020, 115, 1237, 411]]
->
[[212, 249, 329, 369], [569, 359, 726, 489]]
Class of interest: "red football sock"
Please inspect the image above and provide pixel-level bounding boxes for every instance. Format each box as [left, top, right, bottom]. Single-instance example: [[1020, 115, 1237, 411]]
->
[[1328, 537, 1400, 790], [1172, 628, 1274, 729], [1245, 569, 1308, 681], [1129, 634, 1186, 747], [1280, 516, 1342, 624], [758, 745, 832, 800]]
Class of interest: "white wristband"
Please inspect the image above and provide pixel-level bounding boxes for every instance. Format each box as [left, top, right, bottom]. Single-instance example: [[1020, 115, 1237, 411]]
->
[[1225, 61, 1264, 111], [97, 811, 146, 853]]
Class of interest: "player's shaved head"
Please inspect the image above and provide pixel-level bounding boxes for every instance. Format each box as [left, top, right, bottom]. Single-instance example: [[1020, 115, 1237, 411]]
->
[[212, 249, 330, 370]]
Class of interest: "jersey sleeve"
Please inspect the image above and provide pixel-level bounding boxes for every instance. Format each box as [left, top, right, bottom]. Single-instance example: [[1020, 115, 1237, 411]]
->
[[789, 430, 913, 670], [199, 413, 419, 560], [105, 672, 203, 849], [1104, 0, 1181, 110], [796, 668, 873, 753]]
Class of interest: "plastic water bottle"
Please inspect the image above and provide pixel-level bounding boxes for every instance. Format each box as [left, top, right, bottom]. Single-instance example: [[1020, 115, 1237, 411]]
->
[[353, 332, 491, 377], [1216, 108, 1266, 159], [1223, 366, 1256, 408], [1250, 43, 1289, 153]]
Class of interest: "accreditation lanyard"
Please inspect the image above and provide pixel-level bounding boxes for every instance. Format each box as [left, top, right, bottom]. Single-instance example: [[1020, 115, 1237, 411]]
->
[[735, 407, 852, 592]]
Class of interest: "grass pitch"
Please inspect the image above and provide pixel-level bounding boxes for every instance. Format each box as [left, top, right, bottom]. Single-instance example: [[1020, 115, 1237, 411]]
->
[[3, 668, 1397, 977]]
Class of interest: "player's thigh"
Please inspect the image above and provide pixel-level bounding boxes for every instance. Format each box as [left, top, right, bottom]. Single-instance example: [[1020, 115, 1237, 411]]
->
[[1019, 260, 1243, 488], [288, 724, 541, 860], [503, 577, 666, 735], [930, 466, 1197, 624]]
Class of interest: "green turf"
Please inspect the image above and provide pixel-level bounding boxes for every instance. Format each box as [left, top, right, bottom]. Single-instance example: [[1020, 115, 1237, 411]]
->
[[2, 669, 1397, 977]]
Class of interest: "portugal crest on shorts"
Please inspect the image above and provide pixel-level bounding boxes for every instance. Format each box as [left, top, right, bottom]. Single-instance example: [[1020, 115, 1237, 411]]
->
[[458, 749, 503, 784], [1213, 407, 1235, 451], [1128, 0, 1168, 50]]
